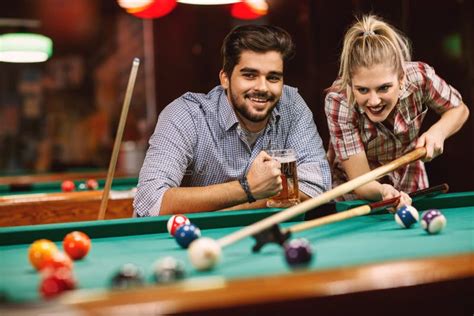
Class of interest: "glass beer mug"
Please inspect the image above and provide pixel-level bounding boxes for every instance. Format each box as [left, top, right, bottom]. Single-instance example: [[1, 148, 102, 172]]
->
[[266, 149, 300, 208]]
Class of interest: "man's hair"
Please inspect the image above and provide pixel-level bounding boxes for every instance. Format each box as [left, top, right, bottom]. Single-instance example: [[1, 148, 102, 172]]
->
[[221, 24, 295, 77]]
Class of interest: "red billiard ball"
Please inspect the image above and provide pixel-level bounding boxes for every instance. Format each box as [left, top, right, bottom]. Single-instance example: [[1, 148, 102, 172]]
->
[[40, 267, 76, 298], [42, 251, 74, 271], [63, 231, 91, 260], [167, 215, 190, 237], [86, 179, 99, 190], [61, 180, 75, 192]]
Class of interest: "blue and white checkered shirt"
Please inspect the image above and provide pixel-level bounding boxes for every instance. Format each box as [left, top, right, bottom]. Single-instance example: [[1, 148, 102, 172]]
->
[[134, 85, 331, 216]]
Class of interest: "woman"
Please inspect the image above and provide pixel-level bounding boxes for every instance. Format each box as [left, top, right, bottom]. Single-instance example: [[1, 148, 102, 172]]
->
[[325, 15, 469, 208]]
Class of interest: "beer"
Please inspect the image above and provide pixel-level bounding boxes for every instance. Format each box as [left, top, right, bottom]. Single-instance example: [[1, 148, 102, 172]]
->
[[267, 149, 300, 208]]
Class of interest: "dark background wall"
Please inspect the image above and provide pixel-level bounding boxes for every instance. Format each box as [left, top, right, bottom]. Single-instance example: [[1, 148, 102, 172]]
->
[[1, 0, 472, 192]]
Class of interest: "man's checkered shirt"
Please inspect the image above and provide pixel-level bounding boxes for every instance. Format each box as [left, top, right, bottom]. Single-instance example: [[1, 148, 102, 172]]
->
[[134, 85, 331, 216]]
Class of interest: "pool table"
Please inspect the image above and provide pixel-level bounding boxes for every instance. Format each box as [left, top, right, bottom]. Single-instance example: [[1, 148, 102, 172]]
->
[[0, 178, 138, 227], [0, 192, 472, 315]]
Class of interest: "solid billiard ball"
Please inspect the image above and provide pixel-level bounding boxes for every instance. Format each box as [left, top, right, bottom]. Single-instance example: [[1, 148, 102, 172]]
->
[[153, 257, 186, 284], [61, 180, 75, 192], [175, 224, 201, 249], [41, 251, 74, 271], [39, 267, 76, 299], [63, 231, 91, 260], [86, 179, 99, 190], [29, 239, 59, 271], [284, 238, 313, 268], [421, 209, 447, 234], [111, 263, 145, 289], [394, 205, 419, 228], [167, 214, 190, 237], [188, 237, 221, 271]]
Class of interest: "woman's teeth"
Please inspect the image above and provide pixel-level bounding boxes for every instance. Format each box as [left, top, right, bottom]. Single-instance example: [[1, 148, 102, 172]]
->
[[368, 104, 385, 114]]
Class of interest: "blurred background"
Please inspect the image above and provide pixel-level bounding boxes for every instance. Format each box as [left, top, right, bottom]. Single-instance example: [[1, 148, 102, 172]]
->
[[0, 0, 472, 192]]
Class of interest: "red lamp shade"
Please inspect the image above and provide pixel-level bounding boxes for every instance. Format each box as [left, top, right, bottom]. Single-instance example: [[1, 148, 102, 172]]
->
[[129, 0, 177, 19], [231, 1, 267, 20]]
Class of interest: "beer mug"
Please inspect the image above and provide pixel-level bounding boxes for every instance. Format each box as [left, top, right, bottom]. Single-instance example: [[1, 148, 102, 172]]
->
[[266, 149, 300, 208]]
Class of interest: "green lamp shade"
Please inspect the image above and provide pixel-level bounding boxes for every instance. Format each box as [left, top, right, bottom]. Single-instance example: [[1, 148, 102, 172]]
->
[[0, 33, 53, 63]]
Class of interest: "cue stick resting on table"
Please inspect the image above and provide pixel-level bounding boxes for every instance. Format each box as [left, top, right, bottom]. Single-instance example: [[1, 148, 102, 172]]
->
[[98, 58, 140, 220], [188, 147, 427, 270], [252, 183, 449, 252]]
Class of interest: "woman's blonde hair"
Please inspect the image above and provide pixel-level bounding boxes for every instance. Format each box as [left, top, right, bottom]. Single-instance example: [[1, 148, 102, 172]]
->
[[336, 15, 412, 105]]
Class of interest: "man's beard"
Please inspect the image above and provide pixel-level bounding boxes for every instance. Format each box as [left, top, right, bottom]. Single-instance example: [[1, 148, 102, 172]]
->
[[228, 86, 278, 123]]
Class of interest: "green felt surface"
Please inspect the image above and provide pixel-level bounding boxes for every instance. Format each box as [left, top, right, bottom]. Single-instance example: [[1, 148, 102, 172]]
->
[[0, 192, 473, 303], [0, 178, 138, 195]]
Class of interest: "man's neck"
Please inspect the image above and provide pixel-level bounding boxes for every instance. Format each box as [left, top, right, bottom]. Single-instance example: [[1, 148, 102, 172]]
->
[[235, 113, 269, 133]]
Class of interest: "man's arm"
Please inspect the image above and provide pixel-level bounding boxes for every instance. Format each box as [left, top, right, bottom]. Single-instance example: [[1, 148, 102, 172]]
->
[[160, 151, 283, 215], [287, 92, 332, 198]]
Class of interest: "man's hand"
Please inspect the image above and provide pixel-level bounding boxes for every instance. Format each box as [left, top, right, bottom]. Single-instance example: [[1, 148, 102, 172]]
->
[[247, 151, 282, 200], [381, 184, 412, 213]]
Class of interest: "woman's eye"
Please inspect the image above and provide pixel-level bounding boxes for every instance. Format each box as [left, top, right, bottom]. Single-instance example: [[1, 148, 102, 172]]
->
[[357, 88, 368, 94]]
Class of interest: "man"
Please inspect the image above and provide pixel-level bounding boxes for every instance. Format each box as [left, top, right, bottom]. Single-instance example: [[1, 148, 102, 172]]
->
[[134, 24, 330, 216]]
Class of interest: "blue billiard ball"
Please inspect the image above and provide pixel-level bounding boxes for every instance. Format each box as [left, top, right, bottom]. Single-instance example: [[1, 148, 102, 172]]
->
[[284, 238, 313, 268], [175, 224, 201, 249], [395, 205, 419, 228], [421, 209, 447, 234]]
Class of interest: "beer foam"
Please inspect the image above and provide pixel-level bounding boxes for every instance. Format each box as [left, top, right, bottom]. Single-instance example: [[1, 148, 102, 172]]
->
[[273, 157, 296, 163]]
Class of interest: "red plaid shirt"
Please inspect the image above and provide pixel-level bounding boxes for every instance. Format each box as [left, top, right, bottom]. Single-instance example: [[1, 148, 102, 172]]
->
[[325, 62, 463, 200]]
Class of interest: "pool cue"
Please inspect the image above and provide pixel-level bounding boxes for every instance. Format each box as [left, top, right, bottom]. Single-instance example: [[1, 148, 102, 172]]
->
[[97, 58, 140, 220], [217, 147, 427, 248], [251, 183, 448, 252], [287, 183, 449, 234]]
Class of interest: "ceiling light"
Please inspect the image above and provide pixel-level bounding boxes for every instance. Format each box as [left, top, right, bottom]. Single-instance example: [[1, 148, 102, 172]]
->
[[0, 33, 53, 63]]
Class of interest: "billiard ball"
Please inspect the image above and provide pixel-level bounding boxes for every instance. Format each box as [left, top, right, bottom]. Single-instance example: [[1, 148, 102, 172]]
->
[[61, 180, 75, 192], [86, 179, 99, 190], [77, 182, 88, 191], [421, 209, 447, 234], [153, 257, 186, 284], [284, 238, 313, 268], [42, 251, 74, 271], [63, 231, 91, 260], [111, 263, 145, 289], [175, 224, 201, 249], [167, 214, 190, 237], [40, 267, 76, 298], [188, 237, 221, 271], [394, 205, 419, 228], [29, 239, 59, 271]]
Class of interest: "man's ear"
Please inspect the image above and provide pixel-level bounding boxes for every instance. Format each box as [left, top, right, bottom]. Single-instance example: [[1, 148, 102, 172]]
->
[[219, 70, 229, 89]]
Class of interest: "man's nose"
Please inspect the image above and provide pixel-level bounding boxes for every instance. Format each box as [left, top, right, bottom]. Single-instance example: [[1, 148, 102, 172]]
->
[[254, 76, 269, 91]]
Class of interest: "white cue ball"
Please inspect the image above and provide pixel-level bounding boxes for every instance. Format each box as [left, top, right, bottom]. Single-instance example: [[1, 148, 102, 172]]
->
[[188, 237, 221, 271]]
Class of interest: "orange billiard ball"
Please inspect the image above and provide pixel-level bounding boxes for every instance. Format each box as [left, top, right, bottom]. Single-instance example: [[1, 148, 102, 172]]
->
[[61, 180, 75, 192], [63, 231, 91, 260], [28, 239, 59, 271]]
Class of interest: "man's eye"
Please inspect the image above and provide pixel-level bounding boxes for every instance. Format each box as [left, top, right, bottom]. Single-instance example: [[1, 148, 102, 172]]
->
[[268, 76, 282, 82], [243, 73, 256, 79]]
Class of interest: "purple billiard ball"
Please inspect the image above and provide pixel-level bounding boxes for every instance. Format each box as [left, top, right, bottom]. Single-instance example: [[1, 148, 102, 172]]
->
[[421, 209, 447, 234], [175, 224, 201, 249], [284, 238, 313, 268]]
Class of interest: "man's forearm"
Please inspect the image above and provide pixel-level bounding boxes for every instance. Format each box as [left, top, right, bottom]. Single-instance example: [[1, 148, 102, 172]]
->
[[160, 181, 250, 215]]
